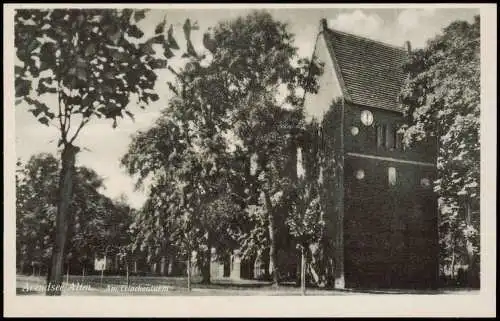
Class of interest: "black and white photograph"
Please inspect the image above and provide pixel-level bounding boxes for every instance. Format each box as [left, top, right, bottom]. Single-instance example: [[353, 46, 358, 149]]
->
[[4, 3, 496, 317]]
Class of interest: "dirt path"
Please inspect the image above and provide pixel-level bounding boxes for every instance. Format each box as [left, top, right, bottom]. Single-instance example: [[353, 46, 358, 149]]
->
[[16, 275, 477, 296]]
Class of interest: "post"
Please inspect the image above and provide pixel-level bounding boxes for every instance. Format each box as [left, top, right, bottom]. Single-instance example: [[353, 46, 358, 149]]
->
[[160, 256, 166, 276], [465, 200, 476, 286], [187, 254, 192, 292], [301, 246, 306, 295], [100, 267, 104, 287], [81, 265, 85, 283], [66, 264, 69, 284], [126, 263, 130, 287]]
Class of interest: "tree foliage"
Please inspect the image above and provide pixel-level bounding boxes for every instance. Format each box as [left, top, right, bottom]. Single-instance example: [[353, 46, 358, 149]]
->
[[14, 9, 185, 294], [16, 153, 134, 273], [206, 11, 323, 285], [14, 9, 179, 137], [400, 15, 480, 285], [286, 180, 325, 249], [122, 53, 245, 284], [122, 10, 323, 285]]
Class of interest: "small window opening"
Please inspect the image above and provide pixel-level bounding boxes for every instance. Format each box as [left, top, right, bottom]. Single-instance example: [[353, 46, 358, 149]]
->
[[386, 124, 395, 150], [376, 125, 384, 148]]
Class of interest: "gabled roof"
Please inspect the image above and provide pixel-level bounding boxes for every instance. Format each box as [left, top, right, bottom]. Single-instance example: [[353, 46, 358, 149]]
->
[[322, 28, 409, 112]]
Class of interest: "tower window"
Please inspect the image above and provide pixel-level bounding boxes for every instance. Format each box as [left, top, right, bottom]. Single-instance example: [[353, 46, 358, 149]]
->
[[392, 128, 398, 150], [376, 124, 401, 150], [376, 125, 384, 148], [385, 124, 395, 150]]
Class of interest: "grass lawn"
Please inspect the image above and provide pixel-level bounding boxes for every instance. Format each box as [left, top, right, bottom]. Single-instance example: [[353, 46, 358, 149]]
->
[[16, 275, 479, 296]]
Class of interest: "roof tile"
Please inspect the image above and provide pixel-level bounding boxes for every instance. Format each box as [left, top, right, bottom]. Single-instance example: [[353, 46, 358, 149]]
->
[[323, 28, 408, 112]]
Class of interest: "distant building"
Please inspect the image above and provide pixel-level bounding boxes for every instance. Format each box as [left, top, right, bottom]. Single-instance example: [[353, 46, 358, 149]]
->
[[301, 19, 439, 289], [94, 255, 112, 271]]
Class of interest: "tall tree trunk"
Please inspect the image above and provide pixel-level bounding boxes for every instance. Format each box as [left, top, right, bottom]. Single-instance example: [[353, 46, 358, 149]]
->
[[160, 256, 166, 276], [465, 201, 477, 287], [168, 254, 174, 275], [296, 253, 301, 286], [450, 243, 456, 281], [187, 252, 192, 292], [200, 254, 211, 284], [46, 144, 78, 296], [264, 192, 279, 287], [114, 255, 119, 271], [126, 262, 130, 287], [262, 248, 270, 279], [200, 232, 212, 284]]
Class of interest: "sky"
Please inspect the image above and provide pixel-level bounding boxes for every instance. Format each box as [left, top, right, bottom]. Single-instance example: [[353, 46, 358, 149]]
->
[[15, 6, 479, 209]]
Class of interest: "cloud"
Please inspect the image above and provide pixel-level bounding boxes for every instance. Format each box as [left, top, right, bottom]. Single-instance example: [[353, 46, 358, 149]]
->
[[328, 10, 385, 41], [397, 8, 437, 32], [394, 8, 476, 48], [327, 10, 409, 48], [325, 8, 475, 49]]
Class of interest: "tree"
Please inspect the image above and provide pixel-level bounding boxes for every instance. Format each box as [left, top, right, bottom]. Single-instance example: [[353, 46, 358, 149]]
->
[[122, 81, 244, 284], [16, 154, 59, 275], [15, 153, 134, 279], [14, 9, 186, 295], [127, 173, 200, 288], [399, 15, 480, 287], [68, 188, 135, 276], [200, 10, 323, 286], [286, 176, 325, 295], [237, 100, 303, 286], [122, 10, 322, 287]]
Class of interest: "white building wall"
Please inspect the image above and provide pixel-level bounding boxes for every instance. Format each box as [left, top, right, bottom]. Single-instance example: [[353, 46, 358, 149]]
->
[[303, 33, 344, 123]]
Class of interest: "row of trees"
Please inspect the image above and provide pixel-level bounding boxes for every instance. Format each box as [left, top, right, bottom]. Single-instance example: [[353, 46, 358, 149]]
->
[[15, 8, 481, 294], [14, 8, 197, 294], [121, 11, 325, 289], [16, 153, 135, 276]]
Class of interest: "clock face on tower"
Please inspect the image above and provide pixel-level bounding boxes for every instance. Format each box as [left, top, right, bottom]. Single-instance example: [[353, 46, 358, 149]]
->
[[360, 110, 374, 126]]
